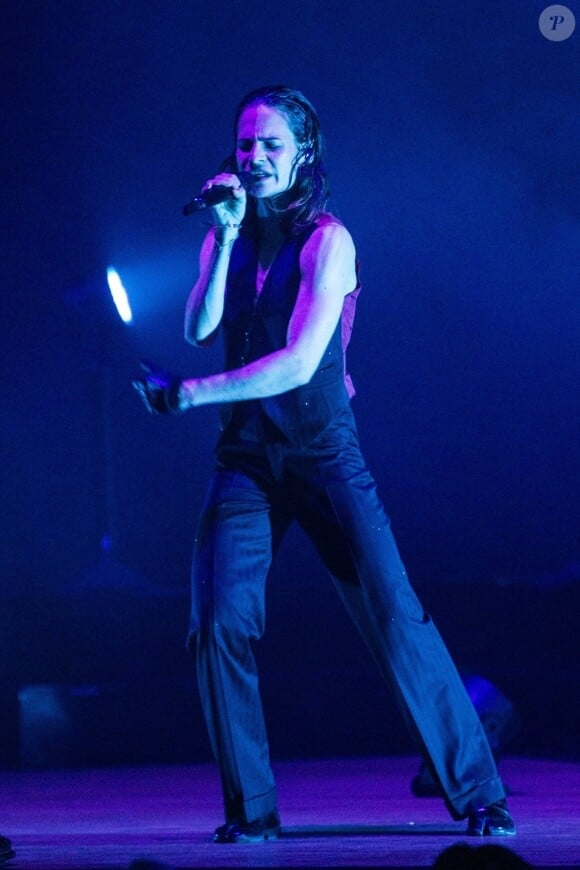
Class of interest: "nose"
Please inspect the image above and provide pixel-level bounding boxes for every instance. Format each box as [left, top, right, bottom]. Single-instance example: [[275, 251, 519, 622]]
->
[[248, 142, 266, 165]]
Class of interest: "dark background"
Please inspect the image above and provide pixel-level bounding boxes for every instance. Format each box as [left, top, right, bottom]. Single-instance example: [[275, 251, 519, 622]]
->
[[1, 1, 578, 770]]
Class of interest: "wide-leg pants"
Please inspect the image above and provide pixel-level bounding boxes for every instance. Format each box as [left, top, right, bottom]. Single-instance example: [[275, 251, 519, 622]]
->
[[187, 409, 505, 824]]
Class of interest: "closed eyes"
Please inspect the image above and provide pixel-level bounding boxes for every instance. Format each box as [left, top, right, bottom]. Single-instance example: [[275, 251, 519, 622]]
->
[[237, 139, 283, 152]]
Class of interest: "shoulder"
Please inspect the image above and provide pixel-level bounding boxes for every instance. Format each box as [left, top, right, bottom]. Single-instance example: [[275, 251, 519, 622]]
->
[[298, 215, 358, 296], [300, 214, 356, 263], [312, 212, 351, 237]]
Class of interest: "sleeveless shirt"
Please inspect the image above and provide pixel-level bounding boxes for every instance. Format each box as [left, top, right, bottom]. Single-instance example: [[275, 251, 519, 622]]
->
[[220, 217, 360, 447]]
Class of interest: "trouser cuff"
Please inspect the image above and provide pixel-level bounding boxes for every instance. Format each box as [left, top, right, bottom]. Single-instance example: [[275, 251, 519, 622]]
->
[[226, 787, 278, 824], [447, 775, 506, 820]]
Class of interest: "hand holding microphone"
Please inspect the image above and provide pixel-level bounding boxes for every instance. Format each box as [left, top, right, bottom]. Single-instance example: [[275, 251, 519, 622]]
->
[[182, 171, 251, 222], [135, 174, 250, 416]]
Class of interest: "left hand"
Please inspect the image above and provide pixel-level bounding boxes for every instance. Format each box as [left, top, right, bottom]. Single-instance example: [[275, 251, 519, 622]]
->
[[132, 360, 183, 415]]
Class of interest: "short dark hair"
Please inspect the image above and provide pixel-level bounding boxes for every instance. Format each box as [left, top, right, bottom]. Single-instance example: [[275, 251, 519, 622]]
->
[[222, 85, 329, 235]]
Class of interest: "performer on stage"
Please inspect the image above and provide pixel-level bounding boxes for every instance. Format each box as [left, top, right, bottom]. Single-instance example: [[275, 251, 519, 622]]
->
[[134, 85, 515, 843]]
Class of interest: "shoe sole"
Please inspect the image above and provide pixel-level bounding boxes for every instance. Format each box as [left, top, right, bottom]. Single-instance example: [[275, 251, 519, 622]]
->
[[467, 824, 517, 836], [227, 827, 281, 844], [213, 825, 281, 844]]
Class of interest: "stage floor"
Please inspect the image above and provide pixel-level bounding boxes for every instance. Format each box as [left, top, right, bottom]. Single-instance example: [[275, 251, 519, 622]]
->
[[1, 756, 578, 869]]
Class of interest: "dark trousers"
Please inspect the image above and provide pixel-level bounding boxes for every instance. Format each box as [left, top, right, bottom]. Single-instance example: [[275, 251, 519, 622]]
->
[[188, 409, 505, 823]]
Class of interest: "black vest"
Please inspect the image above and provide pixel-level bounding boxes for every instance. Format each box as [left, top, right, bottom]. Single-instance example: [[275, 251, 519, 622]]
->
[[220, 222, 355, 446]]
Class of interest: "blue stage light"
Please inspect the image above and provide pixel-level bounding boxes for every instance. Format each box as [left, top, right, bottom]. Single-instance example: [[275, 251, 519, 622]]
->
[[106, 267, 133, 324]]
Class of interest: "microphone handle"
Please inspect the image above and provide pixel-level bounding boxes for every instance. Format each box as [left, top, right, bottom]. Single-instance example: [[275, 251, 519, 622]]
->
[[182, 186, 230, 215], [182, 172, 252, 217]]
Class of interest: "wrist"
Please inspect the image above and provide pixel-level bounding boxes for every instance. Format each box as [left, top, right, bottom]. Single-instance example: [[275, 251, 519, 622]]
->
[[178, 379, 198, 410], [214, 224, 241, 248]]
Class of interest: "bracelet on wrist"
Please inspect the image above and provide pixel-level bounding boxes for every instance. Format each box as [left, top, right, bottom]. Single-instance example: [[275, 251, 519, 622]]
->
[[214, 224, 241, 249], [214, 236, 238, 249]]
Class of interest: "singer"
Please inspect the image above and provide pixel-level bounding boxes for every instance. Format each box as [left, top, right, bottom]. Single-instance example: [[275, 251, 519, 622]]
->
[[134, 85, 515, 843]]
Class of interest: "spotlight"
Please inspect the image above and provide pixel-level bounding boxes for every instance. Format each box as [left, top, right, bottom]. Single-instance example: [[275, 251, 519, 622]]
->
[[106, 267, 133, 325]]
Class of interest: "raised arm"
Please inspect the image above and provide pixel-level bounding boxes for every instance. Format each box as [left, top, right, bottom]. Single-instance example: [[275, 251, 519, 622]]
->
[[178, 221, 357, 409], [184, 172, 246, 346]]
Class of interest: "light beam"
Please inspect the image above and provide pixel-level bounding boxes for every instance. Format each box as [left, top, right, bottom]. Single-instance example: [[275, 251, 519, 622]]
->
[[106, 267, 133, 325]]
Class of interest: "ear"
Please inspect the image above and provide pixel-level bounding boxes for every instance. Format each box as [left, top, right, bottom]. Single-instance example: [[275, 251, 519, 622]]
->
[[298, 143, 314, 165]]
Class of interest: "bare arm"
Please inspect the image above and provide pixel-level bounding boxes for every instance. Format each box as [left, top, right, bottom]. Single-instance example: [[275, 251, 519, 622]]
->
[[184, 172, 246, 346], [179, 222, 357, 409], [184, 225, 239, 346]]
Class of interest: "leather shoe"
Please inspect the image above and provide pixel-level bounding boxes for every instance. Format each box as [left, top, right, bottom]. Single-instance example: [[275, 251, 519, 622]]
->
[[0, 835, 15, 864], [467, 799, 516, 836], [212, 811, 281, 843]]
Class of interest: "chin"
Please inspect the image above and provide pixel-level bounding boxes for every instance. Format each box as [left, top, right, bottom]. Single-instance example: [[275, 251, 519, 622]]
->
[[268, 187, 295, 204], [254, 183, 282, 198]]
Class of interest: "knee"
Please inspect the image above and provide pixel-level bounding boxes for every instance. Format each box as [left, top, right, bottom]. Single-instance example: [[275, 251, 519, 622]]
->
[[190, 570, 265, 643], [190, 604, 264, 651], [192, 619, 261, 681]]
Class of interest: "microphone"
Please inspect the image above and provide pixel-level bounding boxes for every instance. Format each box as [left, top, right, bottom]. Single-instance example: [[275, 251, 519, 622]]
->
[[182, 172, 253, 216]]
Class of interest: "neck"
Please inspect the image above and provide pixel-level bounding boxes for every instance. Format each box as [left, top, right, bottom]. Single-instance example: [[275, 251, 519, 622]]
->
[[256, 208, 284, 242]]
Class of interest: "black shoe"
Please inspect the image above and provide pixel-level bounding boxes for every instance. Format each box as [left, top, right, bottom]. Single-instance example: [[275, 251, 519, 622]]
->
[[467, 799, 516, 836], [0, 835, 15, 864], [212, 811, 281, 844]]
